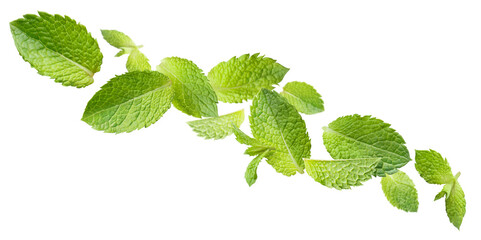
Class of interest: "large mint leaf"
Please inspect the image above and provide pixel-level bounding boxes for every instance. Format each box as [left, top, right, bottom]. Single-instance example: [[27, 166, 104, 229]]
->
[[10, 12, 102, 87], [101, 29, 151, 71], [381, 171, 419, 212], [82, 71, 173, 133], [250, 89, 311, 176], [323, 115, 410, 177], [187, 109, 244, 140], [208, 53, 289, 103], [415, 149, 454, 184], [304, 158, 379, 190], [157, 57, 218, 118], [280, 81, 324, 114]]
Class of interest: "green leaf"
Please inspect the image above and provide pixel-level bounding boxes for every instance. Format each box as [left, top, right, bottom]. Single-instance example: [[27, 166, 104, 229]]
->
[[126, 48, 151, 72], [101, 30, 150, 71], [250, 89, 311, 176], [381, 171, 419, 212], [445, 178, 466, 230], [415, 149, 454, 184], [82, 71, 173, 133], [157, 57, 218, 118], [323, 114, 410, 177], [232, 125, 261, 146], [280, 81, 324, 114], [208, 53, 289, 103], [304, 158, 380, 190], [245, 150, 271, 187], [435, 183, 450, 201], [10, 11, 103, 87], [187, 109, 245, 140]]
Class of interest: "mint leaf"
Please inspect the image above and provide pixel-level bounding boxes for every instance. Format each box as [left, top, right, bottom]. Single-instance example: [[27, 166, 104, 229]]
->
[[157, 57, 218, 118], [323, 115, 410, 177], [250, 89, 311, 176], [101, 30, 151, 71], [187, 109, 245, 140], [245, 150, 271, 187], [381, 171, 419, 212], [304, 158, 380, 190], [208, 53, 289, 103], [446, 177, 466, 230], [82, 71, 173, 133], [415, 149, 454, 184], [280, 81, 324, 114], [232, 125, 275, 156], [10, 12, 103, 87]]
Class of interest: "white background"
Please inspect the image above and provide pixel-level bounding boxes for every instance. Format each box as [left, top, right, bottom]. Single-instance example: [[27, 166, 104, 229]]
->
[[1, 0, 480, 239]]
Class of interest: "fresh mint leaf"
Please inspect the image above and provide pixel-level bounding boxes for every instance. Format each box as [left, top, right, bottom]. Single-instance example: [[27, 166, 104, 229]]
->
[[10, 11, 103, 87], [250, 89, 311, 176], [280, 81, 324, 114], [415, 149, 454, 184], [187, 109, 245, 140], [101, 29, 151, 71], [245, 150, 271, 187], [157, 57, 218, 118], [304, 158, 380, 190], [323, 114, 410, 177], [208, 53, 289, 103], [415, 150, 466, 229], [82, 71, 173, 133], [381, 171, 419, 212]]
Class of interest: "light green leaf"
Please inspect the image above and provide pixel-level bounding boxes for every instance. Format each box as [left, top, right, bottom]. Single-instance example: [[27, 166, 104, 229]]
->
[[280, 81, 324, 114], [435, 183, 451, 201], [126, 48, 151, 72], [232, 125, 261, 146], [101, 29, 137, 56], [245, 150, 271, 187], [381, 171, 419, 212], [415, 149, 454, 184], [305, 158, 380, 190], [446, 178, 466, 230], [82, 71, 173, 133], [187, 109, 245, 140], [323, 114, 410, 177], [101, 29, 150, 71], [157, 57, 218, 118], [250, 89, 311, 176], [208, 53, 289, 103], [10, 11, 103, 87]]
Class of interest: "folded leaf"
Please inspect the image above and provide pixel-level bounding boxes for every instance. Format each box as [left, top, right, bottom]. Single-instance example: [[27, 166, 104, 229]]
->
[[305, 158, 379, 190], [250, 89, 311, 176], [208, 53, 289, 103], [82, 71, 173, 133], [381, 171, 419, 212], [415, 149, 454, 184], [245, 150, 271, 187], [445, 178, 466, 230], [101, 29, 151, 71], [10, 12, 103, 87], [323, 115, 410, 177], [157, 57, 218, 118], [187, 109, 245, 140], [280, 81, 324, 114]]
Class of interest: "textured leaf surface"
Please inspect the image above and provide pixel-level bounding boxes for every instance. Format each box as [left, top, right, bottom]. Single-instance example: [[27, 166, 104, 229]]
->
[[232, 126, 275, 156], [187, 110, 244, 140], [381, 171, 419, 212], [250, 89, 311, 176], [127, 48, 151, 71], [415, 149, 454, 184], [245, 150, 270, 187], [101, 29, 150, 71], [280, 81, 324, 114], [82, 71, 173, 133], [445, 179, 466, 230], [323, 114, 410, 177], [157, 57, 218, 118], [10, 12, 103, 87], [305, 158, 380, 190], [208, 53, 289, 103]]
